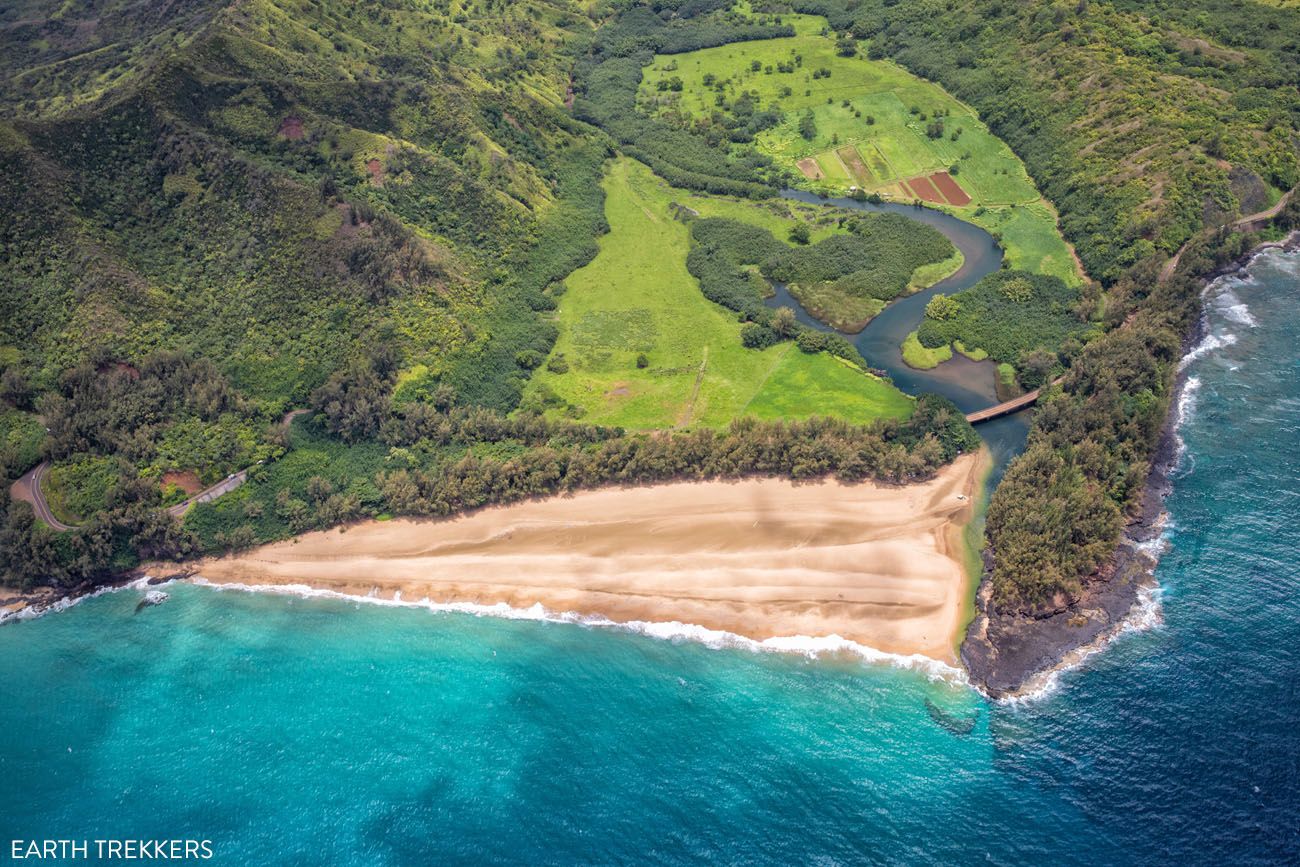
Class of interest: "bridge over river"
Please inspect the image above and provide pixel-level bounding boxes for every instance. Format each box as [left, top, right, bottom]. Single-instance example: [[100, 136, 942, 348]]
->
[[964, 386, 1044, 425]]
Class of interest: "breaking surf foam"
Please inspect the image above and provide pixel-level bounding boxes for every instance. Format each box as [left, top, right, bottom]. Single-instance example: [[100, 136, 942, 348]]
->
[[190, 578, 968, 686]]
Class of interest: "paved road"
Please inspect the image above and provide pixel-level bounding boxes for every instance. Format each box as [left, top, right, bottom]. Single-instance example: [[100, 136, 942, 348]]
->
[[165, 407, 307, 517], [9, 408, 308, 530], [11, 461, 74, 531], [1159, 184, 1297, 282], [167, 470, 248, 518]]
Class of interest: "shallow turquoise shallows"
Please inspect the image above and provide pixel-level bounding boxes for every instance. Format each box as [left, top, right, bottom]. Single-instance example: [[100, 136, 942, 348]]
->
[[2, 250, 1297, 865]]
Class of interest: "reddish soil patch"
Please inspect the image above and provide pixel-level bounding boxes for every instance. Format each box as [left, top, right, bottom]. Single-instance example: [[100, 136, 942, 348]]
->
[[161, 471, 203, 496], [366, 158, 384, 187], [97, 361, 140, 380], [278, 116, 305, 140], [928, 171, 971, 206], [334, 202, 360, 239], [835, 145, 874, 186], [796, 158, 823, 180], [905, 175, 945, 205]]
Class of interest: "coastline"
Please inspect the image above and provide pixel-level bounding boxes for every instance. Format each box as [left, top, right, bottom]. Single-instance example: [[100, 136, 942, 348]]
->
[[193, 451, 987, 666], [962, 229, 1300, 699]]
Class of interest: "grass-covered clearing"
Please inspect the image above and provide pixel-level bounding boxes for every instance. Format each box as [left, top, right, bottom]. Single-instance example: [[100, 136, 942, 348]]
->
[[901, 331, 953, 370], [640, 12, 1082, 285], [521, 158, 911, 429], [909, 248, 964, 292], [743, 350, 912, 424]]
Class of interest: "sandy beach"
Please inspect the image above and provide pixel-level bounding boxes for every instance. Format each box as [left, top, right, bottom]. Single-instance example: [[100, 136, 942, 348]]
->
[[198, 451, 985, 663]]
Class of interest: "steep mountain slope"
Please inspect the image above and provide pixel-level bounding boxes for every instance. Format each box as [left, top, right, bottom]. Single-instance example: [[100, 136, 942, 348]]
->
[[1, 0, 601, 412]]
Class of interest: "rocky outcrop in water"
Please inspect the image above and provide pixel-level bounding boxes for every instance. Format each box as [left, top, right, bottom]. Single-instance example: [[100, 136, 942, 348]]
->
[[135, 590, 169, 613]]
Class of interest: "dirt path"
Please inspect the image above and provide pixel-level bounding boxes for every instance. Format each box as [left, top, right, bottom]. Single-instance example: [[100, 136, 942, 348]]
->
[[675, 347, 709, 428]]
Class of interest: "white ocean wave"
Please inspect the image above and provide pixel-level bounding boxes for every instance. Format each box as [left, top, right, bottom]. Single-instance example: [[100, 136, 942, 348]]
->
[[0, 576, 166, 626], [1178, 330, 1236, 371], [1207, 282, 1258, 327], [190, 578, 968, 685], [1171, 376, 1202, 468]]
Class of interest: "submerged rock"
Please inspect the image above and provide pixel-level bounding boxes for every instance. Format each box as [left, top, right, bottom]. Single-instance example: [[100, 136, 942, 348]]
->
[[135, 590, 169, 613], [924, 698, 978, 736]]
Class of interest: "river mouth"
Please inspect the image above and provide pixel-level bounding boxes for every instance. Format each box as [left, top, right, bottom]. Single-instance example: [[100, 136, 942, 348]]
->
[[771, 189, 1030, 479]]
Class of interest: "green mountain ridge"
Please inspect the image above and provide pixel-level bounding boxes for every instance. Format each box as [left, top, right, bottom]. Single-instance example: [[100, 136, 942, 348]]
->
[[2, 0, 600, 411]]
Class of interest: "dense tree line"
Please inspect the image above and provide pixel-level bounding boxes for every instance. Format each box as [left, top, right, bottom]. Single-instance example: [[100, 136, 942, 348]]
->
[[369, 404, 975, 521], [185, 393, 981, 554]]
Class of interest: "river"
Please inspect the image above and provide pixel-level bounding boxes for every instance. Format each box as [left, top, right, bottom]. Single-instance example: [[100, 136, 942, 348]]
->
[[772, 189, 1028, 480]]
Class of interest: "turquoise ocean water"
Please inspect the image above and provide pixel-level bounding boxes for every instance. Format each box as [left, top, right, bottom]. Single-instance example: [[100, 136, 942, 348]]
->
[[1, 250, 1297, 864]]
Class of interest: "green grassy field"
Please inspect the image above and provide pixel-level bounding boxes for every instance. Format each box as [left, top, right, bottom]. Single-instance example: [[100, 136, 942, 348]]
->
[[641, 13, 1082, 285], [743, 350, 912, 424], [521, 158, 912, 429]]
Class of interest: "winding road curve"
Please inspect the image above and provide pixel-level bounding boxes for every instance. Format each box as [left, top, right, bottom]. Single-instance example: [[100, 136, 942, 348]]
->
[[1159, 184, 1297, 282], [8, 408, 310, 532], [11, 461, 74, 531]]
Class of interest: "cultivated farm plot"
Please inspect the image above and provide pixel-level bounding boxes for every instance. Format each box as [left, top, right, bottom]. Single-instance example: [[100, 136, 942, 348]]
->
[[929, 171, 971, 205], [835, 145, 874, 187], [813, 151, 851, 183], [639, 13, 1081, 285], [796, 157, 824, 180], [904, 175, 945, 205]]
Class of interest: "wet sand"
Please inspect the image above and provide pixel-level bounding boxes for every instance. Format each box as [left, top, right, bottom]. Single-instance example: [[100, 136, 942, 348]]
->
[[198, 452, 985, 663]]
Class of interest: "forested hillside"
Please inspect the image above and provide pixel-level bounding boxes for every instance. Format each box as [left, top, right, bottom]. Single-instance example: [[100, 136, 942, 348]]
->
[[2, 0, 603, 411], [0, 0, 613, 584]]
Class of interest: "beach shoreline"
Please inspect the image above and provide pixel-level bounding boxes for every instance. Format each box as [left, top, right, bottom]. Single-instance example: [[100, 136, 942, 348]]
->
[[194, 452, 987, 665]]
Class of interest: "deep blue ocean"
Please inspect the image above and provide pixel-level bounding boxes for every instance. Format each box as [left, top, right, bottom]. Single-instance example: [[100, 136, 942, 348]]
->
[[1, 250, 1297, 865]]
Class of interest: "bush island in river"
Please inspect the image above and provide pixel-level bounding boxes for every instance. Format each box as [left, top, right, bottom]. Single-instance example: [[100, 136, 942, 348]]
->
[[689, 210, 954, 332], [916, 270, 1092, 367]]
